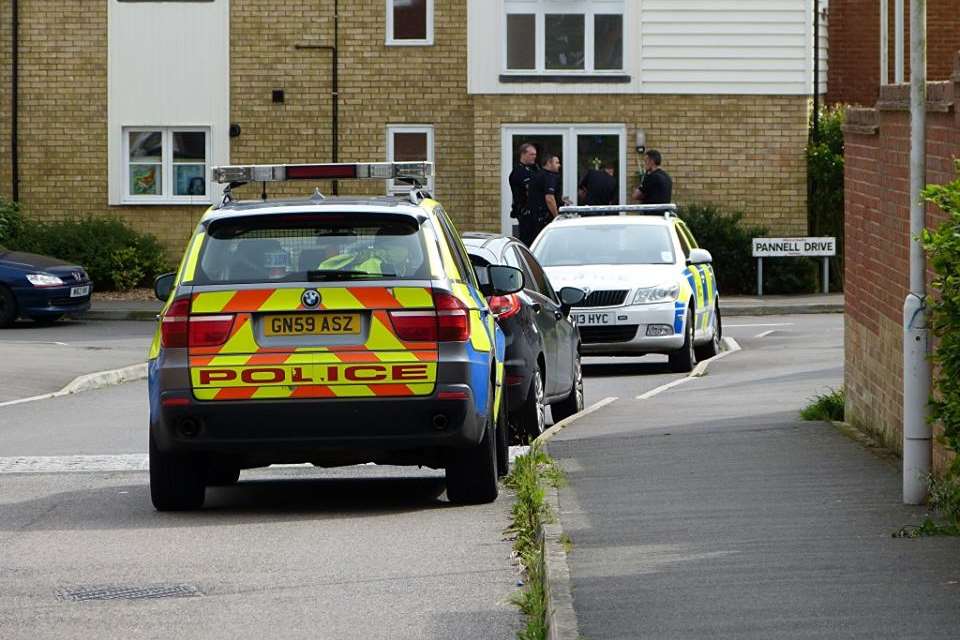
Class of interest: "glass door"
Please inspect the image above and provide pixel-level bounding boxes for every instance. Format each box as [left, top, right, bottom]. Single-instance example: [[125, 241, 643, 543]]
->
[[501, 125, 626, 234]]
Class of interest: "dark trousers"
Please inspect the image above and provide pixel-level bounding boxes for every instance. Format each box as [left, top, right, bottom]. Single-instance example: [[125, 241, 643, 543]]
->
[[518, 213, 545, 247]]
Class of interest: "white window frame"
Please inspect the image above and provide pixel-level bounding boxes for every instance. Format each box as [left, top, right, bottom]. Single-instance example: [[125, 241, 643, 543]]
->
[[386, 125, 435, 195], [386, 0, 434, 46], [502, 0, 625, 75], [122, 126, 212, 205], [500, 123, 627, 234]]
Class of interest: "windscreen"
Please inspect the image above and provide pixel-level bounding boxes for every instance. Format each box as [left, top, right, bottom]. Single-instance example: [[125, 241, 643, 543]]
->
[[193, 214, 429, 284], [534, 224, 675, 267]]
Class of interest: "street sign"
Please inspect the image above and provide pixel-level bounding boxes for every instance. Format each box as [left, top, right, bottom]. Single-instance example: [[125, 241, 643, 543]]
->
[[752, 237, 837, 258]]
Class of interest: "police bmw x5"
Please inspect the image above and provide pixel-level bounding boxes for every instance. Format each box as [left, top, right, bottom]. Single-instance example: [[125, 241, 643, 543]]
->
[[147, 162, 523, 510], [532, 204, 722, 373]]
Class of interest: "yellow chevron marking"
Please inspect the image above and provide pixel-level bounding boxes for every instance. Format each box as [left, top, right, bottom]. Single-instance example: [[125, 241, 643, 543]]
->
[[318, 288, 364, 310], [192, 291, 235, 313], [393, 287, 432, 308], [181, 233, 205, 283], [251, 386, 294, 400], [331, 385, 376, 398], [261, 288, 304, 312], [367, 314, 406, 351]]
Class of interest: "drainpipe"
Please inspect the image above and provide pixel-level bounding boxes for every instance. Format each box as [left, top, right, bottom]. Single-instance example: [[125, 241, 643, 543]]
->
[[10, 0, 19, 202], [812, 0, 820, 141], [903, 0, 929, 505], [881, 0, 889, 85], [895, 0, 905, 83], [332, 0, 339, 195]]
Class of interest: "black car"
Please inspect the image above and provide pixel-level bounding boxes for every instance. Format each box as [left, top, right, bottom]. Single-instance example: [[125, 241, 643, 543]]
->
[[463, 233, 586, 442], [0, 248, 92, 327]]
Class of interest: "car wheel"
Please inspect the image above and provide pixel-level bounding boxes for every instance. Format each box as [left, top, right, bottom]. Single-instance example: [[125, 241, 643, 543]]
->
[[495, 388, 510, 478], [30, 314, 63, 326], [668, 306, 696, 373], [516, 362, 546, 443], [551, 351, 584, 424], [694, 300, 722, 361], [206, 460, 241, 486], [0, 286, 18, 328], [149, 433, 207, 511], [446, 412, 499, 505]]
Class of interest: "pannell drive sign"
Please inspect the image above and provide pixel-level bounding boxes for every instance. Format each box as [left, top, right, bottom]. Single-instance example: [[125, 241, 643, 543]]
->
[[752, 237, 837, 258]]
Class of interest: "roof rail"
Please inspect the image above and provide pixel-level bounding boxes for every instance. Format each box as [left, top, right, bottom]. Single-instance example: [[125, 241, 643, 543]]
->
[[557, 203, 678, 219]]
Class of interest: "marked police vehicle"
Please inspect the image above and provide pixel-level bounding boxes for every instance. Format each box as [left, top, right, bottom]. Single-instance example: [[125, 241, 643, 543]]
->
[[148, 162, 523, 510], [531, 204, 721, 372]]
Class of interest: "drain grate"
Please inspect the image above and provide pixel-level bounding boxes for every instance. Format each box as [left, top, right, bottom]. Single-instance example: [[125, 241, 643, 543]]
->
[[57, 583, 201, 602]]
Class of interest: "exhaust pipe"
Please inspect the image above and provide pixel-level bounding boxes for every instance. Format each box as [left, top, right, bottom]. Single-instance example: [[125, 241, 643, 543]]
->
[[178, 417, 202, 438], [432, 414, 449, 431]]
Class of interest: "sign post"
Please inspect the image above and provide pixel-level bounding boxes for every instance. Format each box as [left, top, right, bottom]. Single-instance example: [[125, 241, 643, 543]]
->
[[751, 237, 837, 296]]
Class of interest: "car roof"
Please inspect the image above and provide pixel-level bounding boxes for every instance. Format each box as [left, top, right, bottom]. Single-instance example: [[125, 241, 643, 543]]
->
[[201, 195, 431, 223], [548, 215, 675, 229]]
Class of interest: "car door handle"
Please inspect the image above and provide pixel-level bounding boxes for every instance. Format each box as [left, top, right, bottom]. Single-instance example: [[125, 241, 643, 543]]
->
[[553, 310, 563, 320]]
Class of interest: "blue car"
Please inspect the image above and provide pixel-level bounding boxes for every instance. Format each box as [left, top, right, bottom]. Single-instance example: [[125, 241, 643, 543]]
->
[[0, 249, 93, 327]]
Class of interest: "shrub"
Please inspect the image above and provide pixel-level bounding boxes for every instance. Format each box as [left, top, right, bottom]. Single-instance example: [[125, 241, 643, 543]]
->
[[800, 387, 845, 422], [808, 105, 846, 291], [10, 216, 171, 291], [679, 203, 820, 295], [921, 162, 960, 469], [0, 198, 25, 245]]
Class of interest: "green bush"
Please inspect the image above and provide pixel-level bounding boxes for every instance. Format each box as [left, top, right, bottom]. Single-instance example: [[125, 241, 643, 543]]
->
[[800, 387, 845, 422], [9, 215, 171, 291], [808, 105, 845, 290], [921, 162, 960, 470], [0, 198, 25, 245], [679, 203, 820, 295]]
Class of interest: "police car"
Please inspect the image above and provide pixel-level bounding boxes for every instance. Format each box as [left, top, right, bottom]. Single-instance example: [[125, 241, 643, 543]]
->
[[147, 162, 522, 510], [531, 204, 721, 372]]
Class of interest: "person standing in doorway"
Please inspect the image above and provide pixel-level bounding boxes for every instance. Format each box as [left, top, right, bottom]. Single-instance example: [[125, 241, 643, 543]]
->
[[523, 153, 562, 246], [510, 143, 539, 243], [632, 149, 673, 205], [578, 162, 618, 208]]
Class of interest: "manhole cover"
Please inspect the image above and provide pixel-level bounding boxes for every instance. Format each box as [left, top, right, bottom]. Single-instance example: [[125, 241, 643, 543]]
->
[[57, 583, 201, 602]]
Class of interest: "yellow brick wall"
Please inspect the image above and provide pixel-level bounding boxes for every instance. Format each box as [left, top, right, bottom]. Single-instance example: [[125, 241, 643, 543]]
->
[[0, 0, 10, 201], [3, 0, 808, 257]]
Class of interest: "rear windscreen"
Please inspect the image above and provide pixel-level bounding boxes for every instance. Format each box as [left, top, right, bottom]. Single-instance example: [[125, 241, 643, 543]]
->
[[192, 214, 430, 284]]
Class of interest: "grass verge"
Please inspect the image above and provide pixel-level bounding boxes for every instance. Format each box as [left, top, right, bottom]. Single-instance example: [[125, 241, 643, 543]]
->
[[800, 387, 845, 422], [505, 444, 565, 640]]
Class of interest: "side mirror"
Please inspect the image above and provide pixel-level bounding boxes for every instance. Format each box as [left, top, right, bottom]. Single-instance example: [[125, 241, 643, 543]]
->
[[153, 272, 176, 302], [488, 265, 524, 296], [559, 287, 586, 313], [687, 248, 713, 265]]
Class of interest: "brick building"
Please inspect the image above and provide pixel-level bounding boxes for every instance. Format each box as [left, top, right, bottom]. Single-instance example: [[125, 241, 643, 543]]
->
[[1, 0, 825, 256], [827, 0, 960, 106], [843, 61, 960, 473]]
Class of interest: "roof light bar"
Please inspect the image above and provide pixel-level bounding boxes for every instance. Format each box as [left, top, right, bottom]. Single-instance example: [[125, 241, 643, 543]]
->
[[558, 204, 678, 219], [211, 162, 433, 185]]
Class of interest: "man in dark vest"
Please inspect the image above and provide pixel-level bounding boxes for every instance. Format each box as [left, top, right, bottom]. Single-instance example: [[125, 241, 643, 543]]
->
[[523, 153, 562, 246], [509, 143, 539, 241], [632, 149, 673, 205]]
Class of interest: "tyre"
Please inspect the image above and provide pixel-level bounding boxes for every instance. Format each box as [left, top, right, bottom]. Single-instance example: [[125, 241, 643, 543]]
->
[[668, 306, 696, 373], [206, 460, 241, 486], [495, 388, 510, 478], [694, 300, 722, 362], [149, 433, 207, 511], [30, 314, 63, 326], [446, 413, 499, 505], [515, 361, 546, 443], [0, 286, 18, 328], [551, 351, 584, 424]]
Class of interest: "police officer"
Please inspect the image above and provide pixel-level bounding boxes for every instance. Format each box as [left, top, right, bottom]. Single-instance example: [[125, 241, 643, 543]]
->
[[632, 149, 673, 205], [578, 162, 617, 207], [510, 143, 539, 243], [523, 154, 562, 246]]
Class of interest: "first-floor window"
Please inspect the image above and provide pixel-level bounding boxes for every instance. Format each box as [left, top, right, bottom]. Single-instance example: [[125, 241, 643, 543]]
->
[[124, 127, 210, 203], [387, 125, 434, 194], [386, 0, 434, 45]]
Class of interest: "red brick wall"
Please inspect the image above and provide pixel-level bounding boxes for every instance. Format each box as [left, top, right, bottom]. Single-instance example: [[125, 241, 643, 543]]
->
[[827, 0, 960, 106], [844, 76, 960, 473]]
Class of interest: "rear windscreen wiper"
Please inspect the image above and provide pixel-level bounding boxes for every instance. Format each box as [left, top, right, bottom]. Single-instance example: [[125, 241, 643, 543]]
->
[[307, 270, 396, 281]]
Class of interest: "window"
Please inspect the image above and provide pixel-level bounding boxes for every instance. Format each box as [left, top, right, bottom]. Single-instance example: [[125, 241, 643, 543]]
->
[[387, 125, 434, 194], [516, 245, 557, 301], [434, 206, 480, 289], [534, 225, 676, 267], [504, 1, 624, 74], [124, 127, 210, 204], [386, 0, 433, 46]]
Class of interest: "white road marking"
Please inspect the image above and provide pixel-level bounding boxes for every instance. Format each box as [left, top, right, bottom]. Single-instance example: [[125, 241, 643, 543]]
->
[[0, 454, 149, 474], [725, 323, 794, 328], [0, 340, 69, 346], [636, 376, 695, 400], [754, 330, 777, 338]]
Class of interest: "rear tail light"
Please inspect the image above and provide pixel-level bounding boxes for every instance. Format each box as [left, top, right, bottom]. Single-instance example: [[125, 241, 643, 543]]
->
[[487, 294, 521, 320], [388, 290, 470, 342], [160, 299, 190, 348], [160, 299, 235, 348], [189, 314, 236, 347], [433, 291, 470, 342]]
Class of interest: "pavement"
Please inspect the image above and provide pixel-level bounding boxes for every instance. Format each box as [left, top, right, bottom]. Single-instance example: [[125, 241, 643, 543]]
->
[[80, 293, 845, 322], [547, 315, 960, 639]]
